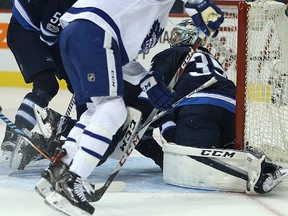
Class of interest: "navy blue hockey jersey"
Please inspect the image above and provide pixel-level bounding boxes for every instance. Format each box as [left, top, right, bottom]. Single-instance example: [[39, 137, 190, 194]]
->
[[12, 0, 76, 45], [150, 46, 236, 113]]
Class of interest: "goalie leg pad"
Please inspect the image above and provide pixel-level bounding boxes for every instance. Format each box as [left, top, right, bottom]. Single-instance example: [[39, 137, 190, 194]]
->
[[163, 143, 249, 192], [109, 106, 142, 160]]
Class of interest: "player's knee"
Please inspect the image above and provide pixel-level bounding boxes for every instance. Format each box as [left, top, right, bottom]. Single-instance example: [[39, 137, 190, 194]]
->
[[90, 96, 127, 134], [32, 70, 59, 104]]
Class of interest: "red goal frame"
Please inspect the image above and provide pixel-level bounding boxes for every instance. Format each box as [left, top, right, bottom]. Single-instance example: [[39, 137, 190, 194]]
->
[[213, 0, 249, 150]]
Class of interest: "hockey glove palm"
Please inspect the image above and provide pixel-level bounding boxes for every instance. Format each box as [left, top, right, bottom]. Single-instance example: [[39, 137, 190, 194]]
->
[[140, 71, 176, 111], [185, 0, 224, 37]]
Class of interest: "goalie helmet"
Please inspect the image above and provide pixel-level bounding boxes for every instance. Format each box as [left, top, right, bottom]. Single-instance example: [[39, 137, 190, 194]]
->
[[170, 19, 207, 48]]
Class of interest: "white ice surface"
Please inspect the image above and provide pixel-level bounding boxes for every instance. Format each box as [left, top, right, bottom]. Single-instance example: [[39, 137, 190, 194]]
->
[[1, 87, 288, 216]]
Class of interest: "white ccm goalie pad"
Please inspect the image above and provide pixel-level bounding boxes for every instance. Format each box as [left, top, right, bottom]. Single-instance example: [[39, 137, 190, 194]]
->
[[162, 143, 265, 194], [109, 106, 142, 160]]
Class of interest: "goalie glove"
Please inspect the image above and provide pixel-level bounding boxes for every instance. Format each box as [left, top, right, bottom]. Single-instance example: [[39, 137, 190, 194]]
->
[[184, 0, 224, 37], [140, 71, 176, 111]]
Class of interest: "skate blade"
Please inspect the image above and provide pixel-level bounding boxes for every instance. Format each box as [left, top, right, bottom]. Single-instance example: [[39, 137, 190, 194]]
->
[[0, 150, 13, 163], [266, 169, 288, 192], [9, 141, 23, 169], [35, 178, 54, 199], [45, 192, 92, 216]]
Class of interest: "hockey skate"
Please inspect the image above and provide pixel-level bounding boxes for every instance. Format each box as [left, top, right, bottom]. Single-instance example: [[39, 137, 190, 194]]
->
[[0, 126, 18, 162], [9, 132, 58, 170], [33, 105, 66, 140], [255, 168, 288, 193], [44, 171, 95, 216], [35, 148, 68, 199], [261, 168, 288, 193]]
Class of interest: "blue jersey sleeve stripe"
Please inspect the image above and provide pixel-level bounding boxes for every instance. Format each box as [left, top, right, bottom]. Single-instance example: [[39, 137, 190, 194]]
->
[[40, 23, 59, 45], [177, 97, 236, 113], [12, 0, 39, 32], [67, 7, 129, 64]]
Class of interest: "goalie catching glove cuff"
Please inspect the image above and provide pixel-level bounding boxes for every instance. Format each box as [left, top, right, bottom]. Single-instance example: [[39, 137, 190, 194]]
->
[[185, 0, 224, 37], [140, 71, 176, 111]]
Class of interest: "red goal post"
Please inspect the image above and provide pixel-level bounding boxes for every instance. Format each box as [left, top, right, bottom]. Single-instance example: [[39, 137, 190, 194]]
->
[[207, 0, 288, 167], [212, 0, 248, 152]]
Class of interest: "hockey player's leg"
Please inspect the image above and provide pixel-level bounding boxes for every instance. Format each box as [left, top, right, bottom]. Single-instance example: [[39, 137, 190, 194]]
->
[[1, 74, 59, 163], [135, 132, 164, 170], [45, 171, 95, 216], [163, 143, 288, 194], [43, 97, 127, 214], [35, 147, 69, 199], [35, 111, 91, 199], [108, 106, 142, 161], [4, 21, 61, 162]]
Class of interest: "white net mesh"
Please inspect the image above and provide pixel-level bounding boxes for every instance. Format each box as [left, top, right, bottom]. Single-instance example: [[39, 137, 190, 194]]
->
[[208, 0, 288, 167]]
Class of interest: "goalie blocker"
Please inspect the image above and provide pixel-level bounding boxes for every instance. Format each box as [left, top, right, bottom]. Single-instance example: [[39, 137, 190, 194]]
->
[[163, 143, 288, 194]]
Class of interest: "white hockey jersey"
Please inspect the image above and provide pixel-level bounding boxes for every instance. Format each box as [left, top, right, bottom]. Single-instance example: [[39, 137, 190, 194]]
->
[[60, 0, 176, 64]]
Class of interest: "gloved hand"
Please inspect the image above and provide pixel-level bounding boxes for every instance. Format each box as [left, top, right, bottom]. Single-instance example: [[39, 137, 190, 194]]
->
[[140, 71, 176, 111], [184, 0, 224, 37]]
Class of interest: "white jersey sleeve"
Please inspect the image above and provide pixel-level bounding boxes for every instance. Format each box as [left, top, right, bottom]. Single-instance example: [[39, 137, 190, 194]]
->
[[122, 61, 147, 85], [60, 0, 175, 64]]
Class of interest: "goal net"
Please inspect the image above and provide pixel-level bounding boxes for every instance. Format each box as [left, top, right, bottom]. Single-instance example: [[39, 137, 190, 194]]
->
[[208, 0, 288, 167]]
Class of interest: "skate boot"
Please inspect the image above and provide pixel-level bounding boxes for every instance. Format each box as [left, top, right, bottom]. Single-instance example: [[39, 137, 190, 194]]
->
[[255, 168, 288, 193], [33, 105, 63, 139], [10, 132, 51, 170], [34, 105, 77, 140], [35, 147, 68, 199], [0, 126, 18, 162], [45, 171, 95, 215]]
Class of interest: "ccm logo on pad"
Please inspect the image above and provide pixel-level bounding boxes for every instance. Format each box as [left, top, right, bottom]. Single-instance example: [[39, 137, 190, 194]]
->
[[200, 149, 236, 158]]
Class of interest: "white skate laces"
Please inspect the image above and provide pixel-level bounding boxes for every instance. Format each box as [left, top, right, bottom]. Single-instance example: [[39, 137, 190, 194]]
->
[[74, 177, 88, 202], [73, 177, 95, 203]]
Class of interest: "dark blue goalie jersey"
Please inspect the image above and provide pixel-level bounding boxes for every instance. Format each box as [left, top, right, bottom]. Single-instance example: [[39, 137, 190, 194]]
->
[[150, 46, 236, 113], [12, 0, 76, 45]]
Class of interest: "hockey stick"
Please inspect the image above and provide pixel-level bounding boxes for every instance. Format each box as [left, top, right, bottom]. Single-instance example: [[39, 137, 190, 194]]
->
[[168, 35, 204, 89], [142, 32, 206, 126], [0, 111, 52, 161], [55, 94, 75, 139], [89, 33, 207, 201], [5, 95, 75, 169], [65, 94, 75, 117], [90, 76, 218, 202], [33, 94, 75, 140]]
